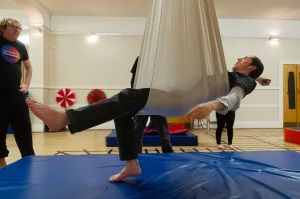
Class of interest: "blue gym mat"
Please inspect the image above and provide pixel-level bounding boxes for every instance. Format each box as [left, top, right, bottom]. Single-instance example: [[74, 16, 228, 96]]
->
[[1, 151, 300, 199], [106, 129, 198, 146]]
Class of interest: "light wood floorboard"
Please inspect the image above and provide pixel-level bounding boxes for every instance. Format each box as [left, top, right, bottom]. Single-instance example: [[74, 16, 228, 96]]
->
[[5, 128, 300, 165]]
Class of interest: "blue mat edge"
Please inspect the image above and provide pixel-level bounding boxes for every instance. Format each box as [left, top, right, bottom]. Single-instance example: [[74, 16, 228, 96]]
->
[[105, 130, 198, 147]]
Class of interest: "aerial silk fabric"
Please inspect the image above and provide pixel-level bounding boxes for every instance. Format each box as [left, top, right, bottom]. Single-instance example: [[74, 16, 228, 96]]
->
[[134, 0, 230, 117]]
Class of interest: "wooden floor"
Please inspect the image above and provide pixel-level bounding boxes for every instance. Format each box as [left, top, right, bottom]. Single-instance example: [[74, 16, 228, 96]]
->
[[5, 128, 300, 165]]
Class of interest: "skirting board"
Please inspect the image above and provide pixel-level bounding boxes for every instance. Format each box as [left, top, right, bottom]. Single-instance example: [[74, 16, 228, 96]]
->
[[31, 124, 44, 132], [208, 121, 282, 129]]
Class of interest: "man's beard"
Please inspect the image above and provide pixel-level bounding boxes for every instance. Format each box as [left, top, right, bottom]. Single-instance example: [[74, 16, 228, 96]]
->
[[232, 67, 237, 72]]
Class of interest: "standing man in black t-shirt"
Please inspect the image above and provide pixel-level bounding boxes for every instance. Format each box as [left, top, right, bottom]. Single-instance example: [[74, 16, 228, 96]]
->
[[0, 18, 35, 168]]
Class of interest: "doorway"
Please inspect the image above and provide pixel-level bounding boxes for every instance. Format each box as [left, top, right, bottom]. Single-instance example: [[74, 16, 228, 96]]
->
[[283, 64, 300, 127]]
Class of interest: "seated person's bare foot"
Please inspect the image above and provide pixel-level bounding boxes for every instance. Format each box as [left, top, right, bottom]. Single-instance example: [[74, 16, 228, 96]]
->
[[109, 159, 141, 182], [217, 144, 225, 149], [0, 158, 7, 168], [26, 98, 70, 131], [228, 145, 236, 150]]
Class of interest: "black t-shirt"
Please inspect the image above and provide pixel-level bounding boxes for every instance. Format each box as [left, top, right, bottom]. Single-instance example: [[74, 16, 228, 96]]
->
[[228, 71, 257, 97], [130, 56, 139, 88], [0, 35, 29, 91]]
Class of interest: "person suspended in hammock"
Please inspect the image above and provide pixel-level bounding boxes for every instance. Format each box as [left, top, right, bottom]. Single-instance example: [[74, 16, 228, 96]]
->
[[26, 55, 269, 182]]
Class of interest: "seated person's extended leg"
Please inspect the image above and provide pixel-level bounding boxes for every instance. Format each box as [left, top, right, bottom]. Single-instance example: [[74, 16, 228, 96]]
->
[[26, 88, 150, 182], [26, 88, 150, 134]]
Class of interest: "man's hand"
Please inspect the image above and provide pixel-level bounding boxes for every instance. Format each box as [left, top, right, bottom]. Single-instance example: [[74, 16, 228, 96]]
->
[[256, 77, 271, 86], [20, 83, 29, 93], [187, 101, 225, 120]]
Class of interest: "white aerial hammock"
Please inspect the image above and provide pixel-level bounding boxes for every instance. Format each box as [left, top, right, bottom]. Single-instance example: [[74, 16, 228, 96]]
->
[[134, 0, 230, 117]]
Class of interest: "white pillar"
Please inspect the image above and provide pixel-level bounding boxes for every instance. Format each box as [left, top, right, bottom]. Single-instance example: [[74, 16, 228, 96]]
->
[[13, 0, 51, 132]]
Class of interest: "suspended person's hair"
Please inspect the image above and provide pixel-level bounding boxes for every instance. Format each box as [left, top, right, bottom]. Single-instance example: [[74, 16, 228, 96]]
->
[[248, 56, 264, 79]]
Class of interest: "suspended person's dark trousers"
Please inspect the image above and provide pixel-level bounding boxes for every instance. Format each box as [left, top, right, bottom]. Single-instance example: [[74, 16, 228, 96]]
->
[[65, 88, 150, 161]]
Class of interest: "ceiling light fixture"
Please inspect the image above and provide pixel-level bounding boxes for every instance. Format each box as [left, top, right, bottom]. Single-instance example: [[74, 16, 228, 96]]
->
[[269, 36, 279, 41], [87, 32, 98, 44]]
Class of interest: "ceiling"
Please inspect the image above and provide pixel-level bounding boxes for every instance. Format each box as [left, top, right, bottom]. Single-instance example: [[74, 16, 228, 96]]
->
[[36, 0, 300, 20], [1, 0, 300, 20], [38, 0, 150, 17], [0, 0, 20, 10], [214, 0, 300, 20]]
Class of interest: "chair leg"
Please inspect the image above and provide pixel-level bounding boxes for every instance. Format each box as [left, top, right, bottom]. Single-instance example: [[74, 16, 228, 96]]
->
[[207, 118, 210, 133], [190, 118, 194, 130]]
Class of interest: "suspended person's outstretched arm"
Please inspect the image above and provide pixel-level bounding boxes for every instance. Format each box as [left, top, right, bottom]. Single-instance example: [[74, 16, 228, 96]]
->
[[256, 77, 271, 86], [187, 86, 244, 119], [187, 77, 271, 120]]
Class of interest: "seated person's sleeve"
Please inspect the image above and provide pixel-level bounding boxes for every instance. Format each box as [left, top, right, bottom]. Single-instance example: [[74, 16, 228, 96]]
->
[[216, 77, 257, 114], [234, 76, 257, 97], [216, 86, 245, 115]]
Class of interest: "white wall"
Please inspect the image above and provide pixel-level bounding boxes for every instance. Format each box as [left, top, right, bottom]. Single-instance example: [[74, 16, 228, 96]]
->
[[0, 9, 29, 44], [51, 16, 300, 39], [49, 35, 142, 88], [0, 9, 29, 28]]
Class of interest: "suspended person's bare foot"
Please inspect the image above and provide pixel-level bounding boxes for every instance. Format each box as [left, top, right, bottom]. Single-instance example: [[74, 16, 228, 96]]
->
[[0, 158, 7, 168], [26, 98, 70, 131], [228, 145, 237, 150], [109, 159, 141, 182], [217, 144, 225, 149]]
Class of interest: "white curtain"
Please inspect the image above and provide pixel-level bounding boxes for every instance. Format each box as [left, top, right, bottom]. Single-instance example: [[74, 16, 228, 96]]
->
[[135, 0, 229, 117]]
